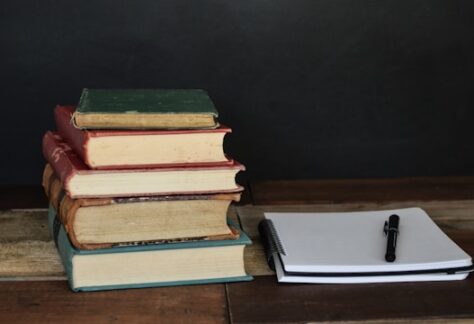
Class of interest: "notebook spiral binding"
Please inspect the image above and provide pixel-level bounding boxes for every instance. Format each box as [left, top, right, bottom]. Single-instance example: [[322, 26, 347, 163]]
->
[[258, 219, 285, 271]]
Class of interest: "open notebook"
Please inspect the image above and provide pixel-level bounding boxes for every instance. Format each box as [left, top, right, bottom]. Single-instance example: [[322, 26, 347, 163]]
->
[[259, 208, 473, 283]]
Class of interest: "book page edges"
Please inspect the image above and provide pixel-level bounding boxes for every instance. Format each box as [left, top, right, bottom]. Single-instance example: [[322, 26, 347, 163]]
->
[[73, 111, 218, 130], [73, 275, 252, 292]]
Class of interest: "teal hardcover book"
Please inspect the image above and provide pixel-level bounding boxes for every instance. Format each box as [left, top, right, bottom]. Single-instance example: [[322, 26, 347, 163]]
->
[[48, 206, 252, 292], [73, 89, 219, 129]]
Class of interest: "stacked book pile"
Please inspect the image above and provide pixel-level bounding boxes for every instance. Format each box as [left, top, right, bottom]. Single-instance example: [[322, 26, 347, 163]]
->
[[42, 89, 252, 292]]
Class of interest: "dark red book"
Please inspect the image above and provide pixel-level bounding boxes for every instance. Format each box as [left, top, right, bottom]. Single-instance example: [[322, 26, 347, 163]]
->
[[55, 105, 232, 169], [42, 131, 245, 198]]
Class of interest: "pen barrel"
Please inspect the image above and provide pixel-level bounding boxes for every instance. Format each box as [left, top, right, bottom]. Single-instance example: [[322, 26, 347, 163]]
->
[[385, 215, 399, 262], [385, 231, 397, 262]]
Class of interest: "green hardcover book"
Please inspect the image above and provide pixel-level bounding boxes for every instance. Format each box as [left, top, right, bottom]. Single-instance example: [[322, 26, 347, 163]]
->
[[72, 89, 219, 129], [48, 206, 252, 292]]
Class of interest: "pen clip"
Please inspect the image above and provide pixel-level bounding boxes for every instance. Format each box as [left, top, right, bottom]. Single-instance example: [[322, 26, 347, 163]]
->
[[383, 221, 389, 236], [384, 216, 400, 236]]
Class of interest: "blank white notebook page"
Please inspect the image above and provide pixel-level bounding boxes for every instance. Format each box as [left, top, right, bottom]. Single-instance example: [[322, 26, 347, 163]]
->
[[265, 208, 472, 273]]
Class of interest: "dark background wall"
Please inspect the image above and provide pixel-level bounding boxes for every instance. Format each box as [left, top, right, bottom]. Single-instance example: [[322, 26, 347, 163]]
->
[[1, 0, 473, 184]]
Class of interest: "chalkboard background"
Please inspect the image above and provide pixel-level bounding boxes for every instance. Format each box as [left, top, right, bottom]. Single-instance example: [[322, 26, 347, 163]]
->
[[1, 1, 473, 184]]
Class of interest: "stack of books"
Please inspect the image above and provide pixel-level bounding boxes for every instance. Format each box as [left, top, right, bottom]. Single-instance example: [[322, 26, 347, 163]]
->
[[42, 89, 252, 292]]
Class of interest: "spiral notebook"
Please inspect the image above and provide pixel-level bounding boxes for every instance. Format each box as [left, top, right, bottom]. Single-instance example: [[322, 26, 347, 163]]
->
[[259, 208, 473, 283]]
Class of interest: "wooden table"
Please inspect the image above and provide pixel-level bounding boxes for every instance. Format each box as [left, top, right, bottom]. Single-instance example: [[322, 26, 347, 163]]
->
[[1, 177, 474, 323]]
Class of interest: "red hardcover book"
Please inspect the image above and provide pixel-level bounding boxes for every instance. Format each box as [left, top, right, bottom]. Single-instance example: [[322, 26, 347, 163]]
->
[[55, 105, 233, 169], [42, 131, 245, 198]]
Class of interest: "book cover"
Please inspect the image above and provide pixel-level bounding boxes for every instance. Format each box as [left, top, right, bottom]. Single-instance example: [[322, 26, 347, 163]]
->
[[73, 89, 219, 129], [43, 166, 241, 250], [55, 105, 232, 169], [42, 132, 245, 198], [48, 207, 252, 292]]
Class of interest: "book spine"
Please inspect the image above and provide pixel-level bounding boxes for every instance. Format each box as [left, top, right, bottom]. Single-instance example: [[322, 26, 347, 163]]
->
[[42, 164, 56, 206], [42, 132, 77, 194], [43, 169, 115, 249], [48, 206, 77, 291], [55, 105, 91, 166], [60, 194, 117, 250], [72, 89, 88, 129]]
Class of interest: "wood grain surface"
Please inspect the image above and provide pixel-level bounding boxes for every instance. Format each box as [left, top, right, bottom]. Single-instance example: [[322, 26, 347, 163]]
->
[[251, 177, 474, 205], [227, 272, 474, 323], [0, 280, 227, 324], [2, 179, 474, 323], [228, 228, 474, 323], [0, 209, 64, 279]]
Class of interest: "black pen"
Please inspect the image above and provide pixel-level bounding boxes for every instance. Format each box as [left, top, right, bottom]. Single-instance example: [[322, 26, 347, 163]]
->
[[384, 214, 400, 262]]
